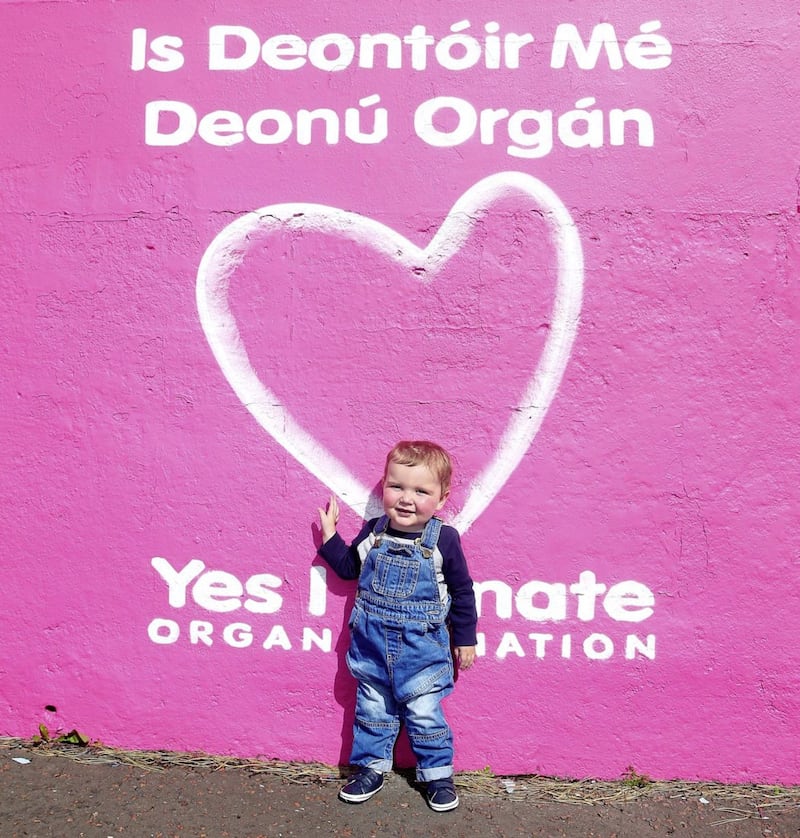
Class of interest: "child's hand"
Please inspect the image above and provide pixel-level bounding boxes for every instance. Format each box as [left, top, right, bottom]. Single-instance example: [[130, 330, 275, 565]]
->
[[318, 495, 340, 543], [455, 646, 476, 670]]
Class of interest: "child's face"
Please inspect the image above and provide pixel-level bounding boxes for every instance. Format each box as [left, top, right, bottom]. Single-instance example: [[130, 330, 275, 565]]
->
[[382, 460, 448, 532]]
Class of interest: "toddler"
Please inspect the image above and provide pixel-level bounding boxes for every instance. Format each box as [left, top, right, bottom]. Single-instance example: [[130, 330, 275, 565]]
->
[[317, 441, 477, 812]]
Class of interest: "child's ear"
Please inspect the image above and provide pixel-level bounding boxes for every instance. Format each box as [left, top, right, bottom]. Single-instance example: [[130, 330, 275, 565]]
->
[[435, 490, 449, 511]]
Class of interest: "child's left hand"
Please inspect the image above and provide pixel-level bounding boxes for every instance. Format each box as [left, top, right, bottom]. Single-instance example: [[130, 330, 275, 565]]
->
[[455, 646, 476, 670]]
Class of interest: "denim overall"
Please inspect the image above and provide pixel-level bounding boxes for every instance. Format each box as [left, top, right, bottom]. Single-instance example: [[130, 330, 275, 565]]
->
[[346, 515, 455, 781]]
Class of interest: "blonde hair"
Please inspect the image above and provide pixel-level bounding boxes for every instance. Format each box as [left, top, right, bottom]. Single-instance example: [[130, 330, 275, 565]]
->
[[385, 440, 453, 496]]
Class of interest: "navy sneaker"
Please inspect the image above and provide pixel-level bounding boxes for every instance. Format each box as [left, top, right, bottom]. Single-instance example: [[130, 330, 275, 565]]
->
[[339, 768, 385, 803], [426, 777, 459, 812]]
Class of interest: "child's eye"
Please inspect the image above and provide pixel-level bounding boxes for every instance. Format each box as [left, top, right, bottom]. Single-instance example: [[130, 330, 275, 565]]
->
[[416, 489, 429, 495]]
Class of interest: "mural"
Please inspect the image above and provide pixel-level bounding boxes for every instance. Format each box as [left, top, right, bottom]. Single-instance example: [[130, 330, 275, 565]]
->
[[2, 1, 799, 785]]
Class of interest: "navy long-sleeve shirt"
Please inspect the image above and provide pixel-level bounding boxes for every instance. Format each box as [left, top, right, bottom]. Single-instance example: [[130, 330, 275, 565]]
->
[[318, 517, 478, 647]]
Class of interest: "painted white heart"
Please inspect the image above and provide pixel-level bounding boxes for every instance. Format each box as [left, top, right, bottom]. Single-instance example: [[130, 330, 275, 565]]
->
[[196, 171, 583, 533]]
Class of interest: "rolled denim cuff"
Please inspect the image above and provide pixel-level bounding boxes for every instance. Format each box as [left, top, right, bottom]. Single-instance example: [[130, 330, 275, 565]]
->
[[416, 764, 454, 782], [363, 758, 393, 774]]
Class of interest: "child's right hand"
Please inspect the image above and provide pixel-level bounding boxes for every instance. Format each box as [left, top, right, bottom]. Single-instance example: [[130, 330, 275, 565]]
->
[[318, 495, 340, 543]]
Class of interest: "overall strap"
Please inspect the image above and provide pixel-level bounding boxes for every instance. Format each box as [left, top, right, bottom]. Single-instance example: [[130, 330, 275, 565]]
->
[[371, 515, 390, 546], [419, 516, 443, 557]]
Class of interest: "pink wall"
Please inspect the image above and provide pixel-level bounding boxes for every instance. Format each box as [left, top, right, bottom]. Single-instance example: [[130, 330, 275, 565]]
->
[[2, 1, 799, 784]]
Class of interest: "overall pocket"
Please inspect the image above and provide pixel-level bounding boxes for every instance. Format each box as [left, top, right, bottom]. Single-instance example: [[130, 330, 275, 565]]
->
[[370, 553, 420, 599]]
